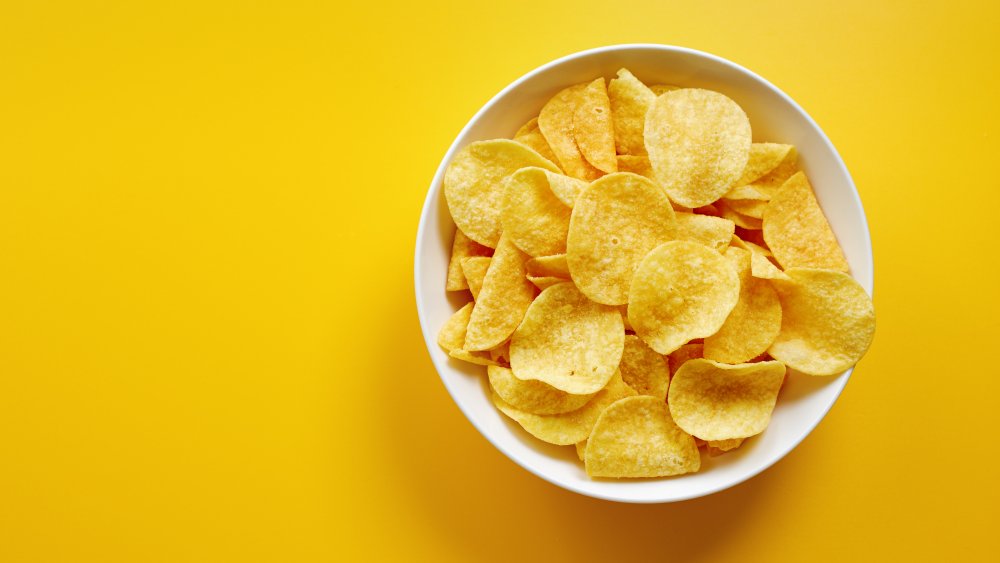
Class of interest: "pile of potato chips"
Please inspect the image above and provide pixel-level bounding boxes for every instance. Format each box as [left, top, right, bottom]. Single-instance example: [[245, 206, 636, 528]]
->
[[438, 69, 875, 479]]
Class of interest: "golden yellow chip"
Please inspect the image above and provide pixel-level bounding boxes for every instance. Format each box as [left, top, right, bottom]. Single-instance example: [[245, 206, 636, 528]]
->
[[464, 232, 538, 351], [723, 184, 770, 201], [460, 256, 491, 300], [762, 172, 850, 271], [750, 251, 790, 281], [703, 247, 782, 364], [675, 213, 736, 253], [575, 440, 587, 461], [628, 241, 740, 354], [499, 167, 572, 257], [733, 143, 795, 186], [585, 396, 700, 478], [707, 438, 744, 456], [513, 117, 562, 170], [488, 365, 594, 415], [444, 139, 560, 248], [645, 89, 752, 208], [573, 78, 617, 174], [668, 359, 786, 440], [491, 371, 635, 445], [449, 349, 502, 366], [616, 155, 653, 177], [648, 84, 680, 95], [525, 253, 570, 279], [619, 334, 671, 400], [437, 302, 498, 365], [768, 268, 875, 376], [446, 228, 491, 291], [527, 275, 565, 291], [538, 83, 603, 181], [567, 172, 677, 305], [725, 197, 768, 220], [608, 68, 656, 155], [509, 282, 624, 394], [718, 200, 763, 229], [739, 146, 799, 199], [668, 342, 704, 375]]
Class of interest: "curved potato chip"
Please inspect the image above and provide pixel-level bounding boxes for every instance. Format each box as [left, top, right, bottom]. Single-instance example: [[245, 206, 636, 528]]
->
[[585, 396, 700, 478], [500, 167, 572, 257], [510, 282, 624, 394], [768, 268, 876, 376], [751, 251, 790, 281], [629, 241, 740, 354], [668, 342, 704, 375], [668, 359, 786, 440], [741, 146, 799, 199], [465, 232, 538, 351], [733, 143, 794, 186], [444, 139, 560, 248], [573, 78, 617, 174], [725, 198, 767, 220], [538, 83, 603, 181], [527, 275, 565, 291], [608, 68, 656, 155], [525, 253, 569, 278], [675, 213, 736, 253], [446, 229, 491, 291], [648, 84, 680, 95], [488, 365, 594, 415], [492, 371, 635, 445], [438, 302, 497, 365], [763, 172, 849, 271], [567, 172, 677, 305], [703, 247, 782, 364], [513, 117, 562, 170], [460, 256, 491, 300], [619, 334, 671, 400], [645, 89, 752, 208]]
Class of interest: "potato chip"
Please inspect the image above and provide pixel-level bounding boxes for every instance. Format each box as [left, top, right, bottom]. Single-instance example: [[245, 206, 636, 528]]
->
[[762, 172, 850, 271], [464, 232, 538, 351], [619, 334, 671, 400], [718, 200, 763, 229], [525, 253, 570, 279], [668, 359, 786, 440], [492, 371, 636, 445], [768, 268, 876, 376], [725, 198, 767, 220], [509, 282, 624, 394], [733, 143, 794, 186], [446, 228, 491, 291], [575, 440, 587, 461], [513, 117, 562, 169], [585, 396, 700, 478], [723, 184, 770, 201], [668, 342, 704, 375], [738, 147, 799, 199], [675, 213, 736, 253], [500, 167, 572, 257], [445, 139, 560, 247], [540, 170, 588, 208], [608, 68, 656, 155], [629, 241, 740, 354], [449, 349, 502, 366], [645, 89, 752, 208], [527, 275, 565, 291], [567, 172, 677, 305], [703, 247, 782, 364], [750, 251, 790, 281], [648, 84, 680, 95], [437, 302, 498, 365], [707, 438, 744, 456], [460, 256, 491, 300], [538, 83, 603, 181], [573, 78, 617, 174], [487, 365, 594, 415]]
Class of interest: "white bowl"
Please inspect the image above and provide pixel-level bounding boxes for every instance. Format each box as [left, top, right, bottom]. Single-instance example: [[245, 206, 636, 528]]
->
[[414, 44, 873, 503]]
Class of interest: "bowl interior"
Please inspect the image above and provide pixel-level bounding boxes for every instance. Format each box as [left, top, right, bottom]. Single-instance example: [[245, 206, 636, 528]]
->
[[415, 45, 872, 503]]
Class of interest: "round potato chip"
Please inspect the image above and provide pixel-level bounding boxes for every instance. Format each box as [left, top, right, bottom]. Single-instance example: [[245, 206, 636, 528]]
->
[[762, 172, 849, 272], [444, 139, 560, 248], [538, 83, 603, 181], [628, 241, 740, 354], [675, 213, 736, 253], [645, 89, 752, 208], [491, 371, 636, 445], [585, 396, 700, 478], [573, 78, 617, 174], [510, 282, 624, 394], [488, 365, 594, 415], [732, 143, 794, 186], [464, 232, 538, 351], [619, 334, 671, 400], [703, 247, 782, 364], [608, 68, 656, 156], [768, 268, 876, 376], [500, 167, 572, 257], [567, 172, 677, 305], [668, 359, 787, 440]]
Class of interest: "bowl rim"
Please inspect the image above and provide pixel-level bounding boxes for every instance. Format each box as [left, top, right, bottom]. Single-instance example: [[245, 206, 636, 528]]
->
[[413, 43, 873, 503]]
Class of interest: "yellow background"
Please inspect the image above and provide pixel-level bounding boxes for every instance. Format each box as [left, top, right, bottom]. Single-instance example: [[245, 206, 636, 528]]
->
[[1, 1, 998, 561]]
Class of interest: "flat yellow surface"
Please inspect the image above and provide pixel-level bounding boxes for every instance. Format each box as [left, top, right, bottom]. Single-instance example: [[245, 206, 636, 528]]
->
[[1, 1, 997, 561]]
